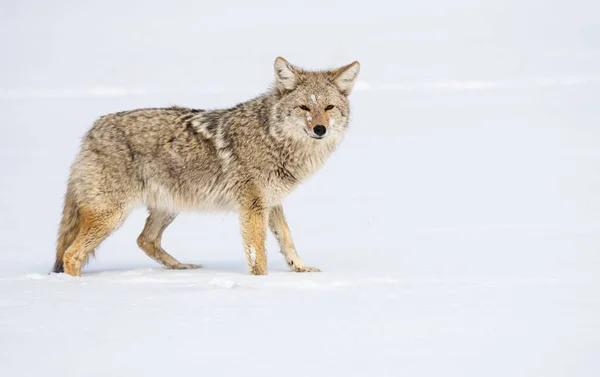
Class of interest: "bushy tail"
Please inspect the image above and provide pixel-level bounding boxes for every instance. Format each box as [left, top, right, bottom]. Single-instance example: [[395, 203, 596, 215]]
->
[[53, 184, 80, 273]]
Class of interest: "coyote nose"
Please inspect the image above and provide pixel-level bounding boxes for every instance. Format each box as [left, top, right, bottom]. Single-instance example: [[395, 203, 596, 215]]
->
[[313, 125, 326, 137]]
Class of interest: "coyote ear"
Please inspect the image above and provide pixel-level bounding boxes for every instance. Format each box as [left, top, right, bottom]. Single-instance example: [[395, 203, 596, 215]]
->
[[274, 57, 298, 91], [333, 61, 360, 96]]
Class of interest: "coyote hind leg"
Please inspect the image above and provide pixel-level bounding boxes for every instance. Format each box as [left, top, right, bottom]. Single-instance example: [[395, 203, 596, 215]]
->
[[63, 206, 126, 276], [137, 209, 201, 270]]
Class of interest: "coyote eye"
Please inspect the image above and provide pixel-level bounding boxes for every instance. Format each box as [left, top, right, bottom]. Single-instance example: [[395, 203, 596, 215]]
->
[[325, 105, 335, 111], [299, 105, 310, 111]]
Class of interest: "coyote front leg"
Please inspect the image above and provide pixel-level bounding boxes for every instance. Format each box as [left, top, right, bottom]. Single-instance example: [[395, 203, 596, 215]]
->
[[239, 189, 268, 275], [268, 205, 320, 272]]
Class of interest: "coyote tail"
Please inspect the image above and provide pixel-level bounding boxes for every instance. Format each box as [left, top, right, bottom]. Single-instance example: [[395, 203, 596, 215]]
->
[[53, 184, 80, 273]]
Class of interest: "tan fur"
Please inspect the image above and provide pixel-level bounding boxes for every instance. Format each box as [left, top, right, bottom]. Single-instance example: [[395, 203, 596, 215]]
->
[[62, 206, 126, 276], [137, 209, 201, 270], [268, 205, 319, 272], [239, 185, 268, 275], [53, 57, 360, 276], [53, 184, 80, 273]]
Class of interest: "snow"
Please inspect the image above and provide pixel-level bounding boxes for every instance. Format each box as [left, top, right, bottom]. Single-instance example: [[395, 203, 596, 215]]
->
[[1, 1, 600, 376]]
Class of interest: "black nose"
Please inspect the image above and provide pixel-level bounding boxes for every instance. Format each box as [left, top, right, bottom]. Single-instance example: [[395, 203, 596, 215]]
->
[[313, 125, 327, 137]]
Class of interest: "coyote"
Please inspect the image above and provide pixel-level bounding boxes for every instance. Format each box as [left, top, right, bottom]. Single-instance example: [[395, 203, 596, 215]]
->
[[53, 57, 360, 276]]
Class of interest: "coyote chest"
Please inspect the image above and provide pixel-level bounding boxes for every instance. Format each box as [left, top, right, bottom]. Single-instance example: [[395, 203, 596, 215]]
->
[[262, 144, 334, 205]]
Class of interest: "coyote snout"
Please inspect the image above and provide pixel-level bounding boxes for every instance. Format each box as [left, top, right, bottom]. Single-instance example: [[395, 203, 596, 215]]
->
[[299, 101, 336, 140], [53, 57, 360, 276], [305, 124, 327, 139], [312, 125, 327, 138]]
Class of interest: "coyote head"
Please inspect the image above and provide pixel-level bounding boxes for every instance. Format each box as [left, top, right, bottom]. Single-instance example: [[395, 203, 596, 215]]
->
[[272, 57, 360, 142]]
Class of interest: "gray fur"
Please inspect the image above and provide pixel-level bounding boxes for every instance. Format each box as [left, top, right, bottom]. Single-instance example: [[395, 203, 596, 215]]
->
[[54, 57, 360, 276]]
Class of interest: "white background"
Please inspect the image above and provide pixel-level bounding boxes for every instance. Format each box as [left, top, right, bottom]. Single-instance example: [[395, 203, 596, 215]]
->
[[1, 1, 599, 376]]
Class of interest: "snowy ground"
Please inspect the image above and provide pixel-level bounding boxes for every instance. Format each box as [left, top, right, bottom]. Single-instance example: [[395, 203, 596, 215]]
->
[[1, 1, 600, 376]]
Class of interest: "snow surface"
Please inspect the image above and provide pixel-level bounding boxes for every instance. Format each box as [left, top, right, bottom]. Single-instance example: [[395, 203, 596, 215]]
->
[[1, 1, 600, 376]]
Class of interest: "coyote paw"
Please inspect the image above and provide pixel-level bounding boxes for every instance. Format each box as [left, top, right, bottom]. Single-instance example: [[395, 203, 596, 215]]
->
[[292, 265, 321, 273], [250, 266, 268, 276], [169, 263, 202, 270], [63, 261, 83, 277]]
